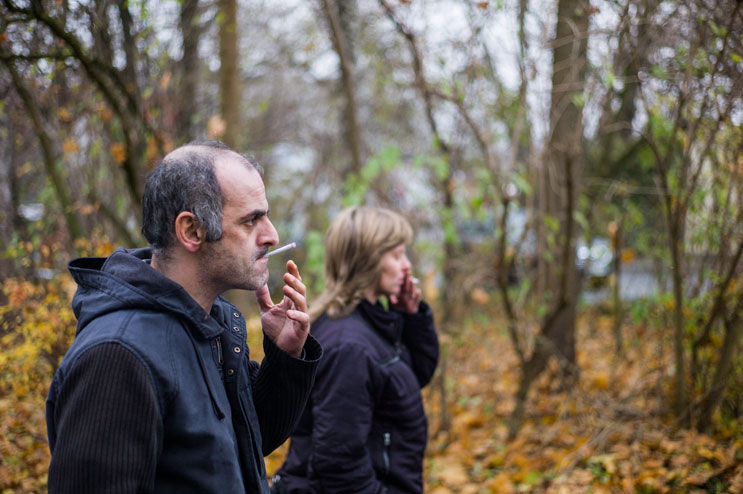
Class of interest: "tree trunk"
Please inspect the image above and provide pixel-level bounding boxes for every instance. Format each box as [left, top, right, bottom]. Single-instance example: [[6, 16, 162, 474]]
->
[[510, 0, 590, 438], [0, 109, 17, 279], [697, 302, 743, 432], [542, 0, 590, 374], [378, 0, 460, 435], [669, 218, 688, 419], [218, 0, 240, 148], [321, 0, 364, 174], [117, 0, 141, 116], [178, 0, 201, 142], [610, 220, 623, 356]]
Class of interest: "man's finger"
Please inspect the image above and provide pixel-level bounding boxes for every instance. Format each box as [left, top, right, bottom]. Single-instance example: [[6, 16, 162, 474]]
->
[[283, 271, 307, 297], [283, 284, 307, 314], [287, 260, 302, 281], [255, 284, 274, 310], [287, 309, 310, 328]]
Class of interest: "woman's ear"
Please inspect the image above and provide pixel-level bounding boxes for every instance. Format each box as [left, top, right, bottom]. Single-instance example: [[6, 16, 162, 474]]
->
[[174, 211, 205, 253]]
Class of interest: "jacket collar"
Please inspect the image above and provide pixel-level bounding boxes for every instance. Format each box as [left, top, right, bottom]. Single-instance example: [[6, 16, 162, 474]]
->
[[356, 299, 403, 345], [68, 247, 225, 339]]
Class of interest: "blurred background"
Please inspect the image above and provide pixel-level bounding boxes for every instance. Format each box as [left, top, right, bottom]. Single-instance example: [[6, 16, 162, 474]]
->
[[1, 0, 743, 492]]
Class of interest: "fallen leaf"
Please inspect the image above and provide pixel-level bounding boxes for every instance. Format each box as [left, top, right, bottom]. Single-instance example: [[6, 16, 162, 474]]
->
[[487, 472, 514, 493], [436, 463, 469, 486], [429, 487, 452, 494]]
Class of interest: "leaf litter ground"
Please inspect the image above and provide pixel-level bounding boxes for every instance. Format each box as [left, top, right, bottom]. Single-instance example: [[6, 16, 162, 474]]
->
[[265, 308, 743, 493]]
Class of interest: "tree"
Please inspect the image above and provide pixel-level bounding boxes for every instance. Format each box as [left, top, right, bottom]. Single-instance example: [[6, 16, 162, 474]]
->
[[218, 0, 240, 148], [1, 0, 165, 241], [508, 0, 591, 438], [2, 57, 84, 244], [636, 0, 743, 421], [319, 0, 365, 174], [178, 0, 202, 142]]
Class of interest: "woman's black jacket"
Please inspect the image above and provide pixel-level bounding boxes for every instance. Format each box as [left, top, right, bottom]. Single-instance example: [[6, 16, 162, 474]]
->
[[275, 299, 439, 494]]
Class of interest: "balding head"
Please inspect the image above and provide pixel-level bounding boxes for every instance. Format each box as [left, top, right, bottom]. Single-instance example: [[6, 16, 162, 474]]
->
[[141, 140, 263, 258], [161, 141, 264, 174]]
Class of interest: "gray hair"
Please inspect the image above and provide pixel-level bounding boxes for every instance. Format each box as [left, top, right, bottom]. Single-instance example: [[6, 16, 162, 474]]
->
[[141, 140, 262, 258]]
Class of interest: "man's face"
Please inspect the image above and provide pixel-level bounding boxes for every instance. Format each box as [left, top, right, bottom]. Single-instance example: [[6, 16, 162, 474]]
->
[[202, 154, 279, 293]]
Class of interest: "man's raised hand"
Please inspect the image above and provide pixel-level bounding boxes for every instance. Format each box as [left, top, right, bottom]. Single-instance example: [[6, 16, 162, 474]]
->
[[255, 260, 310, 358]]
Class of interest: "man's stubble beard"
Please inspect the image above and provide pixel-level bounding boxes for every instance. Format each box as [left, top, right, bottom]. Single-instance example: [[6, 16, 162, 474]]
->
[[201, 241, 268, 293]]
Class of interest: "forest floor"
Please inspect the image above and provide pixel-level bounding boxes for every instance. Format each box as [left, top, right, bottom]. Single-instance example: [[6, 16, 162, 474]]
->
[[2, 288, 741, 493], [264, 304, 743, 494]]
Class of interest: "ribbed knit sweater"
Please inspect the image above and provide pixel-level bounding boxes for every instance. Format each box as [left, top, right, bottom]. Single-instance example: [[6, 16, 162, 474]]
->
[[48, 343, 159, 492]]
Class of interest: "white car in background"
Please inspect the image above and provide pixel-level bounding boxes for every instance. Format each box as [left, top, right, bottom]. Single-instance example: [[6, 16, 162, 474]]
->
[[576, 236, 613, 284]]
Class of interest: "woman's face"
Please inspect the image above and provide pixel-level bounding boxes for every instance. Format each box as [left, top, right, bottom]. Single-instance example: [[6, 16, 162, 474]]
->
[[374, 243, 412, 300]]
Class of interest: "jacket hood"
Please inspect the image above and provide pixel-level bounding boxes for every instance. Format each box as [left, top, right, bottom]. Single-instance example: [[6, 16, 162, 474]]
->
[[68, 247, 224, 339]]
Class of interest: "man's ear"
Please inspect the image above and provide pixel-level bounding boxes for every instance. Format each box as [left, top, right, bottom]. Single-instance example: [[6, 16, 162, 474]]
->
[[174, 211, 205, 253]]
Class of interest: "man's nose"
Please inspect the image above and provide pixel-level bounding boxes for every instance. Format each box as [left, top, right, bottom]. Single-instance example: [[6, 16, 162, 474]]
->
[[260, 218, 279, 246]]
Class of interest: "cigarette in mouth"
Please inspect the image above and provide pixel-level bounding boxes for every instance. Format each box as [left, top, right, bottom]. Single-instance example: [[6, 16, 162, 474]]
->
[[263, 242, 297, 258]]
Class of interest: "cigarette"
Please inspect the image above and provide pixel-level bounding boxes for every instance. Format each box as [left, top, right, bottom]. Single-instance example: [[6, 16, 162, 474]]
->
[[263, 242, 296, 258], [411, 277, 420, 284]]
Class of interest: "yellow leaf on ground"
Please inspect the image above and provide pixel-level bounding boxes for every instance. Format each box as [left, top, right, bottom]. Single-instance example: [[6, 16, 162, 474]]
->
[[429, 486, 452, 494], [452, 410, 486, 435], [697, 445, 727, 464], [592, 372, 610, 390], [484, 452, 505, 468], [729, 465, 743, 493], [621, 476, 635, 492], [487, 472, 514, 494], [593, 487, 614, 494], [436, 463, 469, 486]]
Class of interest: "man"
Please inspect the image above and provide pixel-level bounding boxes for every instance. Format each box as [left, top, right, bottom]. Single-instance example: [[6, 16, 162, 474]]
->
[[46, 141, 322, 493]]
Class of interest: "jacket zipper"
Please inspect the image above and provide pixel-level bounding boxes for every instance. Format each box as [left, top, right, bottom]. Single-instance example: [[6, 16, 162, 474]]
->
[[379, 341, 403, 367], [382, 432, 391, 480], [216, 336, 223, 365]]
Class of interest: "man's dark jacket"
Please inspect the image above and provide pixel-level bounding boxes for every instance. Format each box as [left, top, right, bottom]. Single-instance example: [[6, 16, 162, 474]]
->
[[46, 247, 321, 493], [275, 299, 439, 494]]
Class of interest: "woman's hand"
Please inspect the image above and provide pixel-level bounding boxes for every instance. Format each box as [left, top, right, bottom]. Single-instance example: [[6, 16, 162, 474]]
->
[[255, 260, 310, 358], [390, 272, 421, 313]]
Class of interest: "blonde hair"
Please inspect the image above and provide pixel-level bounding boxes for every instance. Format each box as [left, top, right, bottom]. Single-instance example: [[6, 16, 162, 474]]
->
[[310, 206, 413, 320]]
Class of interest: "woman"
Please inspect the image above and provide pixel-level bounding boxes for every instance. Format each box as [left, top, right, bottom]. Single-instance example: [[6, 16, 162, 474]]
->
[[273, 206, 439, 494]]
